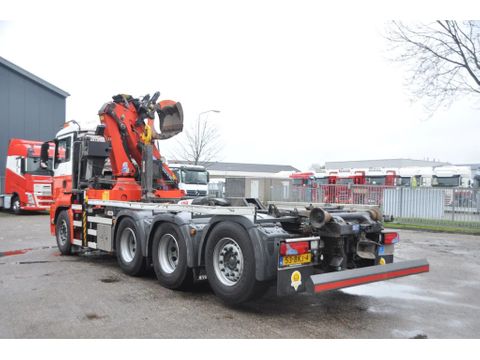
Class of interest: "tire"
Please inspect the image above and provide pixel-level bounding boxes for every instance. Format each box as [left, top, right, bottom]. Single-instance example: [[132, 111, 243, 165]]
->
[[56, 210, 72, 255], [115, 217, 146, 276], [205, 221, 268, 305], [11, 195, 21, 215], [152, 223, 193, 289]]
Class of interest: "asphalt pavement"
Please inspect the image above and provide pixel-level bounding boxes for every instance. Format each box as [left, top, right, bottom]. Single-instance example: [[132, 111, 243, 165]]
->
[[0, 211, 479, 338]]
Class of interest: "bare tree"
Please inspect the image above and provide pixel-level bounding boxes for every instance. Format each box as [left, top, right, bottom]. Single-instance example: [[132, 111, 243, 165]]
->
[[386, 20, 480, 112], [175, 111, 222, 165]]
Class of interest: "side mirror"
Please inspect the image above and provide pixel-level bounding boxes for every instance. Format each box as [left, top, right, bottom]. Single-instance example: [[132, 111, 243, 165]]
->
[[207, 172, 210, 183], [20, 158, 26, 174]]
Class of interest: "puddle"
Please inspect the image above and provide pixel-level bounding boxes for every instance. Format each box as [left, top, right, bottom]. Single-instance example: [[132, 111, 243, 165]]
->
[[84, 312, 104, 320], [341, 282, 450, 305], [392, 329, 428, 339]]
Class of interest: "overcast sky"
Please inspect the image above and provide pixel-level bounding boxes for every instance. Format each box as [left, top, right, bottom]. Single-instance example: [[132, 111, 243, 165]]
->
[[1, 1, 479, 171]]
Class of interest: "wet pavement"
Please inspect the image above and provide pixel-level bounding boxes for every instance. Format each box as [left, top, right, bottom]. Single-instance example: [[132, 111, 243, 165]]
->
[[0, 211, 479, 338]]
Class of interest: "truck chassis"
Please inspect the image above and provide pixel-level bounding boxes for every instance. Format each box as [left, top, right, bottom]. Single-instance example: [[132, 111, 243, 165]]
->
[[53, 196, 429, 304]]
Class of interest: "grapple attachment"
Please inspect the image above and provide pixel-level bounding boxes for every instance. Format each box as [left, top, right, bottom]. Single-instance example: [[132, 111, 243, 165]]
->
[[155, 100, 184, 139]]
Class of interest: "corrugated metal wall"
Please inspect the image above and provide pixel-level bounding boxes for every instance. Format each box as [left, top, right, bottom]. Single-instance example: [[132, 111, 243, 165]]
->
[[0, 63, 66, 189]]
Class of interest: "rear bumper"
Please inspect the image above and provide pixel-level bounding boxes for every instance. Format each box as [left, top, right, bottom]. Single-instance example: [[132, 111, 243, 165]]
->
[[306, 259, 429, 293], [277, 259, 429, 296]]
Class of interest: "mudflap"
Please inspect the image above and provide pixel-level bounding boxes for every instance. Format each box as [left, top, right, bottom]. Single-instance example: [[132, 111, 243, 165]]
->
[[305, 259, 429, 294], [277, 266, 314, 296]]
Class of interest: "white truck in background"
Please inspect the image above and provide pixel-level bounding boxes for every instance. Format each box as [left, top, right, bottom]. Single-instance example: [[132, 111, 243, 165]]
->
[[168, 163, 210, 197], [432, 165, 473, 188], [397, 167, 434, 187]]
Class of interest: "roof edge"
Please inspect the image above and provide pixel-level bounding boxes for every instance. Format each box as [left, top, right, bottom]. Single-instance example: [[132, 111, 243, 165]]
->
[[0, 56, 70, 98]]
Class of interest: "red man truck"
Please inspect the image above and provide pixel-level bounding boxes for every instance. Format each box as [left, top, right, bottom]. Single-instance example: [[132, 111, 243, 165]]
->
[[0, 138, 54, 214]]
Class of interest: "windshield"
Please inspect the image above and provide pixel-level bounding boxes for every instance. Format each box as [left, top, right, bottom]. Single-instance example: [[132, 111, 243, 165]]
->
[[25, 156, 53, 175], [292, 179, 307, 186], [474, 176, 480, 188], [366, 176, 386, 185], [314, 178, 329, 185], [182, 169, 208, 185], [337, 178, 353, 185], [399, 177, 411, 186], [432, 176, 460, 187]]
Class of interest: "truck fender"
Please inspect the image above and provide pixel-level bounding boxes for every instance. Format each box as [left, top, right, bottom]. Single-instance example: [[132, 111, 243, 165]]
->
[[113, 209, 150, 257], [145, 213, 195, 267], [198, 216, 271, 282]]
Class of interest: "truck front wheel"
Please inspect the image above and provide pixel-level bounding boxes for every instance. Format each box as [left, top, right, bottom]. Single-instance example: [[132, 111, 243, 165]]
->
[[205, 222, 267, 305], [152, 223, 193, 289], [56, 210, 72, 255], [11, 195, 21, 215], [115, 217, 146, 276]]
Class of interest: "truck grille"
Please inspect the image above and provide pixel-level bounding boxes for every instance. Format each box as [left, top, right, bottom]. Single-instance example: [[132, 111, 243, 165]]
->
[[186, 190, 207, 196], [34, 183, 52, 196]]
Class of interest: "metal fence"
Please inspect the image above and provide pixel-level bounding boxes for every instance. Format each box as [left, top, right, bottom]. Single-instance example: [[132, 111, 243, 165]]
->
[[269, 184, 480, 229], [208, 182, 225, 198]]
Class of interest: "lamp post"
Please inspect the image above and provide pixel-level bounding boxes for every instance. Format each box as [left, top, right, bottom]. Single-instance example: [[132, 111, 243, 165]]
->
[[198, 109, 221, 118], [193, 109, 221, 165]]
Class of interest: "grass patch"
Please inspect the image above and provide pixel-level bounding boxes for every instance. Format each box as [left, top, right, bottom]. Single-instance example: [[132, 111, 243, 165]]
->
[[384, 222, 480, 235]]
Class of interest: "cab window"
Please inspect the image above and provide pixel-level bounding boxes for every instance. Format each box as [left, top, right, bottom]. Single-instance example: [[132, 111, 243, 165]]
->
[[55, 137, 71, 169]]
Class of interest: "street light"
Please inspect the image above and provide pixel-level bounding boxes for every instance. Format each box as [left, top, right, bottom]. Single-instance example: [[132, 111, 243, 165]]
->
[[198, 109, 221, 117], [197, 110, 221, 136]]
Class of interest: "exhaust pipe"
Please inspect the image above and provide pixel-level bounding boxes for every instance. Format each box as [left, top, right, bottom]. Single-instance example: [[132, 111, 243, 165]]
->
[[309, 207, 381, 227], [309, 207, 332, 228]]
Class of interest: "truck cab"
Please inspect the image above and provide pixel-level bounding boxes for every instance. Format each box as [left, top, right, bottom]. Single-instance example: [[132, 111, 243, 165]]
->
[[365, 168, 399, 186], [168, 163, 209, 197], [0, 138, 54, 213], [432, 166, 472, 187]]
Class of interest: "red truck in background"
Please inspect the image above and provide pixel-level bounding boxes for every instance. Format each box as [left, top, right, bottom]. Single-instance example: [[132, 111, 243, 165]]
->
[[290, 169, 399, 205], [0, 138, 54, 214], [365, 169, 399, 186], [289, 171, 338, 202]]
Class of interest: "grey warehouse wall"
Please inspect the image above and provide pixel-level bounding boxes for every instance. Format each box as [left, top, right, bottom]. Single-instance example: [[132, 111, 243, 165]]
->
[[0, 63, 67, 184]]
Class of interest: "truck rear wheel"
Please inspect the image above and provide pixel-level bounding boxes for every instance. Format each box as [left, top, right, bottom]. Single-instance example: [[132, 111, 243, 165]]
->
[[56, 210, 72, 255], [115, 217, 146, 276], [205, 222, 267, 305], [152, 223, 193, 289]]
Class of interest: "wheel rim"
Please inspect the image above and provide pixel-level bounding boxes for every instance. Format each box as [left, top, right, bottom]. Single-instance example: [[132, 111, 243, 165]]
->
[[58, 219, 68, 246], [13, 199, 20, 212], [158, 233, 179, 274], [120, 227, 137, 263], [213, 237, 244, 286]]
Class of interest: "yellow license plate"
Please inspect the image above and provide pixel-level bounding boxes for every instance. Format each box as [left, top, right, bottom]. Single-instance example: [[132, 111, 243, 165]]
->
[[281, 253, 312, 266]]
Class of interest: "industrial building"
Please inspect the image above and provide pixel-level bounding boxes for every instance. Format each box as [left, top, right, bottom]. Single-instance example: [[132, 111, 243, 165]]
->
[[0, 56, 69, 190], [169, 160, 300, 201]]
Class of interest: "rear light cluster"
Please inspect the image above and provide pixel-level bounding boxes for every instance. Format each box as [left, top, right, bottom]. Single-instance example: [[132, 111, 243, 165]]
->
[[383, 232, 399, 245], [280, 241, 310, 256]]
